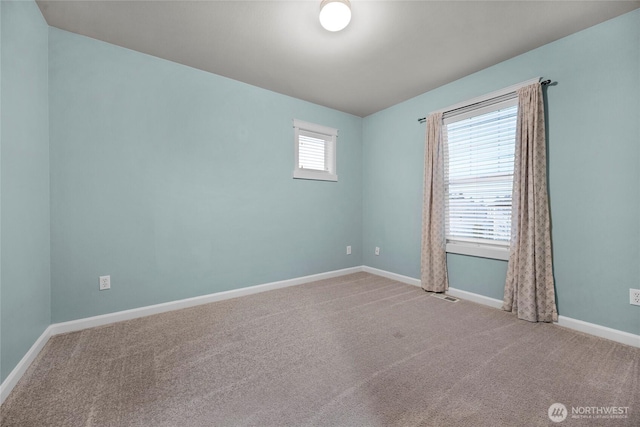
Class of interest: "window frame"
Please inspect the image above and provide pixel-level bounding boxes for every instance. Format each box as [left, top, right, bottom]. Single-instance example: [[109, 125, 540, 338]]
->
[[442, 94, 522, 261], [293, 119, 338, 182]]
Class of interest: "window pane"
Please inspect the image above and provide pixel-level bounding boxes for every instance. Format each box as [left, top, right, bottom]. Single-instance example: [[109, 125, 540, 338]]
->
[[445, 105, 517, 243], [299, 133, 326, 171]]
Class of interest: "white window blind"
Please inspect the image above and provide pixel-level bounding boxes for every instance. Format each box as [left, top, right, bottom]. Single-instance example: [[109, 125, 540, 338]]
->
[[298, 130, 329, 171], [293, 119, 337, 182], [444, 99, 517, 252]]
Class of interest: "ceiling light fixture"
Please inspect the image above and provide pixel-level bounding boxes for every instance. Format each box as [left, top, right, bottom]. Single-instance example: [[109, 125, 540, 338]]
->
[[319, 0, 352, 32]]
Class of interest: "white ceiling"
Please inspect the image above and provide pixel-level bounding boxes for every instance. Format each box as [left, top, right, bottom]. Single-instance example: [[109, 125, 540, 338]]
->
[[36, 1, 640, 117]]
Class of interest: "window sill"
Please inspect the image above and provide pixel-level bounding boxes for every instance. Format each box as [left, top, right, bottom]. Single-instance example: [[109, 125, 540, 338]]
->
[[446, 242, 510, 261], [293, 170, 337, 182]]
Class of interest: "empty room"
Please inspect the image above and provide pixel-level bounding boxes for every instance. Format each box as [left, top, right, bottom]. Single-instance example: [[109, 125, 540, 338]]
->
[[1, 0, 639, 425]]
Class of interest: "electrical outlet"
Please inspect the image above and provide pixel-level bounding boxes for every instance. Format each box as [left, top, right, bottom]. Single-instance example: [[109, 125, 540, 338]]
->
[[99, 275, 111, 291], [346, 246, 351, 255], [375, 247, 380, 256], [630, 289, 640, 306]]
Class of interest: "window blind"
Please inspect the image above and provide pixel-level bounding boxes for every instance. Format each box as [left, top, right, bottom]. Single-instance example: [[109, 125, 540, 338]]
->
[[298, 130, 328, 171], [444, 103, 517, 245], [293, 119, 337, 182]]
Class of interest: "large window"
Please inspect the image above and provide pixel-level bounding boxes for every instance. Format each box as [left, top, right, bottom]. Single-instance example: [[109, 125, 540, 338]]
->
[[443, 97, 517, 260], [293, 119, 337, 182]]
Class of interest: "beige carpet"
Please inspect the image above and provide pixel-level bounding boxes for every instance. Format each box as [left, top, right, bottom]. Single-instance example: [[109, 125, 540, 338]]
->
[[1, 272, 638, 426]]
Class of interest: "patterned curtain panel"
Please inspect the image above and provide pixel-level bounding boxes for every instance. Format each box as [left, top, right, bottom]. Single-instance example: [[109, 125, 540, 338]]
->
[[503, 83, 557, 322], [421, 112, 449, 293]]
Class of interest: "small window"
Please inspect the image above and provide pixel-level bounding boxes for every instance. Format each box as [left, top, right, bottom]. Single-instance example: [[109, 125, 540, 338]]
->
[[293, 119, 337, 182], [444, 97, 517, 260]]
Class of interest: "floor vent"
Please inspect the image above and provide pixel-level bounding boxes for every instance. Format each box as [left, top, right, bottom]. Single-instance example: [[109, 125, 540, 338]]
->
[[430, 293, 459, 303]]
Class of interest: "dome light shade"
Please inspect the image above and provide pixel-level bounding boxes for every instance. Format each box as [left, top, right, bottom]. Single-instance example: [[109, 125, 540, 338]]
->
[[319, 0, 351, 32]]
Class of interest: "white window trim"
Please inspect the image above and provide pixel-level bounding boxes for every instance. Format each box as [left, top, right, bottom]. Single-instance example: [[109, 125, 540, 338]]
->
[[446, 240, 510, 261], [445, 97, 518, 261], [293, 119, 338, 182], [436, 80, 542, 261], [443, 97, 518, 125], [433, 77, 539, 117]]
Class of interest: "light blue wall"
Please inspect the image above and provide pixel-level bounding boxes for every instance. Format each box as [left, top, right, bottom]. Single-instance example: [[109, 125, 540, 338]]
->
[[0, 0, 50, 382], [49, 28, 363, 323], [363, 10, 640, 334], [0, 2, 637, 385]]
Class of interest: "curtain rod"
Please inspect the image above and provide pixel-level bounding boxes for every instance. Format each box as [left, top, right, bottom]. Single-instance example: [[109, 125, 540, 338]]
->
[[417, 79, 552, 123]]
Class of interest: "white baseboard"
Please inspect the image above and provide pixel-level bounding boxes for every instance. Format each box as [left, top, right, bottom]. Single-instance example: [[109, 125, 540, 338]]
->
[[557, 316, 640, 348], [362, 266, 421, 287], [0, 266, 361, 405], [362, 265, 502, 308], [446, 287, 503, 309], [361, 266, 503, 308], [363, 266, 640, 348], [0, 325, 53, 404], [50, 266, 362, 336], [3, 265, 638, 405]]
